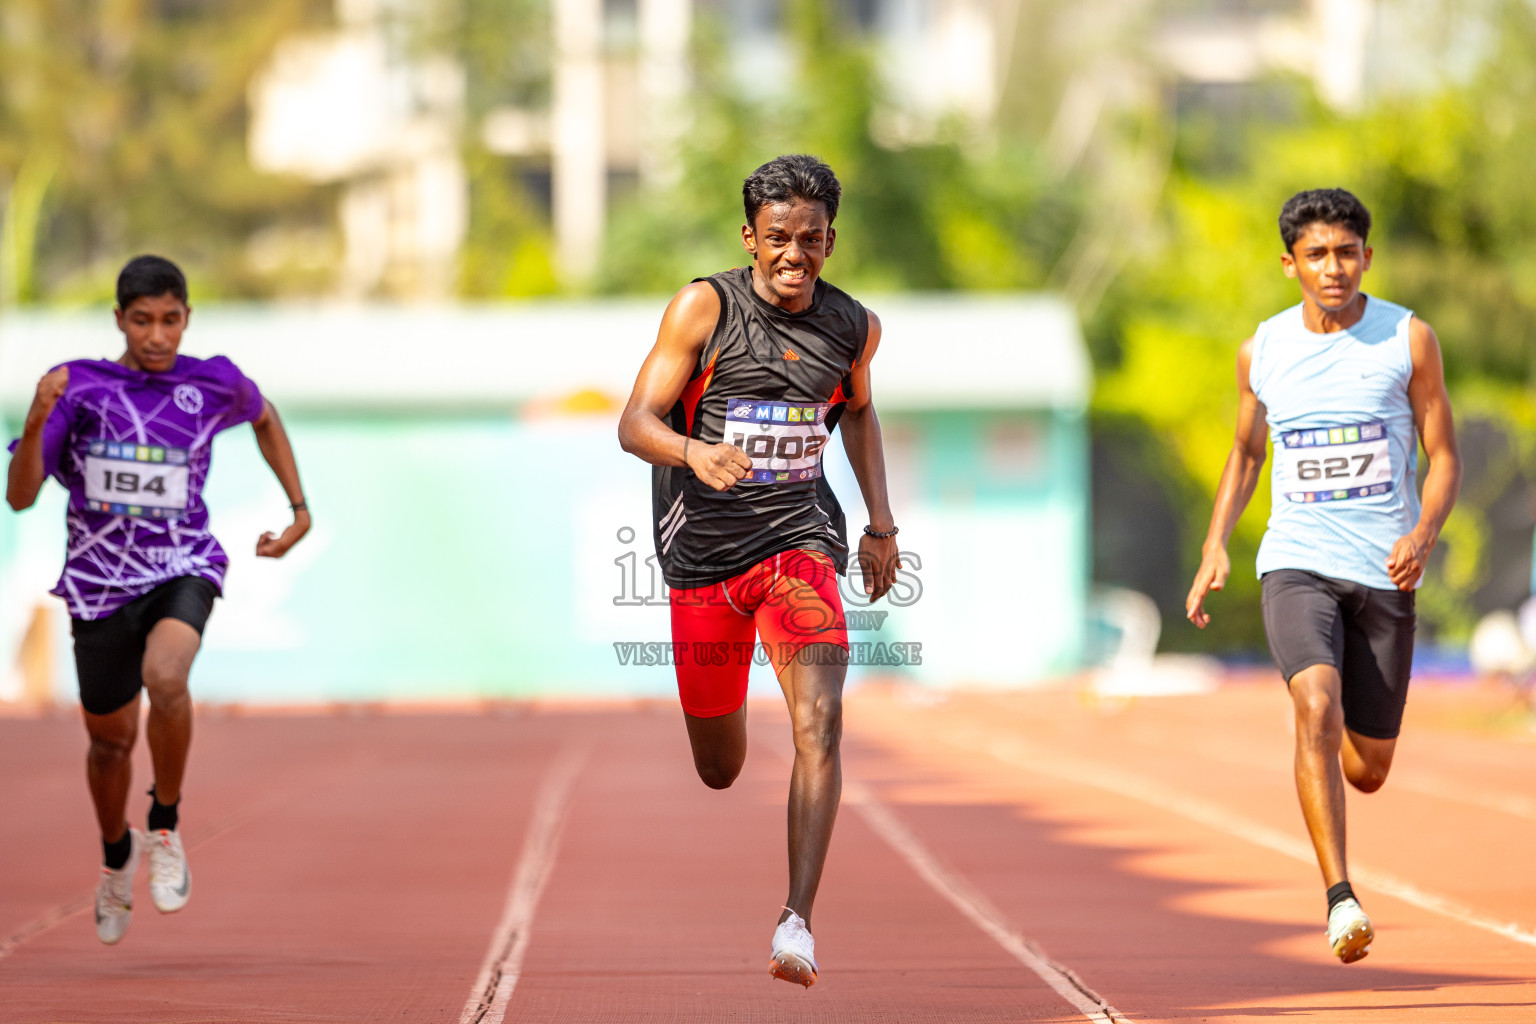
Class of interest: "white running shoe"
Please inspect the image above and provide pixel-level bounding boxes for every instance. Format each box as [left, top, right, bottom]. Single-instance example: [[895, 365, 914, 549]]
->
[[147, 828, 192, 913], [94, 829, 143, 945], [769, 910, 818, 988], [1327, 897, 1374, 964]]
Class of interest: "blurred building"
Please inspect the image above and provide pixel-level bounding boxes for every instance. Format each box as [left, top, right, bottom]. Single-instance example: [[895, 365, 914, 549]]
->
[[246, 0, 1401, 296], [247, 0, 1032, 293], [480, 0, 1021, 284], [249, 0, 468, 299], [1155, 0, 1376, 111]]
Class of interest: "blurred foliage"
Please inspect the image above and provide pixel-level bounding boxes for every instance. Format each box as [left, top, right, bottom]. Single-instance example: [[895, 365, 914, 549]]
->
[[443, 0, 560, 297], [597, 0, 1091, 294], [0, 0, 336, 306]]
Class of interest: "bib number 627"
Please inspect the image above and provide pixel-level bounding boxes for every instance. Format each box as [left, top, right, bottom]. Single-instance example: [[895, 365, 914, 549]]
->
[[1296, 453, 1374, 480]]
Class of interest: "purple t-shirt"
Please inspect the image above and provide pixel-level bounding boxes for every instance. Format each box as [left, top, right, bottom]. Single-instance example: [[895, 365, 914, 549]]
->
[[16, 355, 264, 620]]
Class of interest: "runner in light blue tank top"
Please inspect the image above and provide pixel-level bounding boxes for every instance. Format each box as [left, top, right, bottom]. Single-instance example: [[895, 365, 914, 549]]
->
[[1184, 189, 1462, 966], [1250, 295, 1420, 591]]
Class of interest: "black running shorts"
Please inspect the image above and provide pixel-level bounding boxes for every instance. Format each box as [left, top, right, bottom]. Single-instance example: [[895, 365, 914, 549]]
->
[[70, 576, 219, 716], [1260, 568, 1416, 740]]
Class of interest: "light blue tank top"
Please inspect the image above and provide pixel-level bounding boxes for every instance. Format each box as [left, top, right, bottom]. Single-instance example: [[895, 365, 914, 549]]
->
[[1250, 296, 1420, 591]]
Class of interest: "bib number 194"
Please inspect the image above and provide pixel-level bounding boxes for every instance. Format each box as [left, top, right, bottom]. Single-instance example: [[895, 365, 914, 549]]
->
[[83, 440, 191, 518]]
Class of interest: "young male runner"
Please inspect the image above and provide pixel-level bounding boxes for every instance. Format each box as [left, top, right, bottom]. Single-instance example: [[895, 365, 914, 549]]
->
[[618, 154, 900, 987], [6, 255, 310, 944], [1185, 189, 1461, 963]]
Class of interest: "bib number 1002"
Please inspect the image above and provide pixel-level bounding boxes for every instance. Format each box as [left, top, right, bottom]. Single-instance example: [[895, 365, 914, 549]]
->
[[730, 433, 827, 461], [1295, 453, 1374, 481]]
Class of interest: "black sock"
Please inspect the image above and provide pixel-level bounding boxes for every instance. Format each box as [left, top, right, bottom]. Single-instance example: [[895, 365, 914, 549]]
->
[[103, 831, 132, 871], [1326, 881, 1357, 915], [147, 787, 179, 833]]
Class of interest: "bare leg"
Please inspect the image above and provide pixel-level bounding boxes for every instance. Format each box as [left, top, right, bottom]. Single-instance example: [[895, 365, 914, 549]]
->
[[777, 643, 845, 930], [84, 698, 140, 845], [141, 619, 201, 807], [1289, 664, 1399, 890], [1290, 664, 1350, 887], [683, 705, 748, 790]]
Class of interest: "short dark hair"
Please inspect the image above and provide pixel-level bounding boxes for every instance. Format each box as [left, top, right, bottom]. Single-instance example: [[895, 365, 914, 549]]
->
[[116, 255, 188, 310], [742, 154, 842, 227], [1278, 189, 1372, 253]]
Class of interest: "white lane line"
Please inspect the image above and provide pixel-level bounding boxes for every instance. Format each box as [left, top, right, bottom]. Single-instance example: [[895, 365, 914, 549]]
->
[[458, 745, 587, 1024], [846, 779, 1131, 1024], [938, 726, 1536, 952]]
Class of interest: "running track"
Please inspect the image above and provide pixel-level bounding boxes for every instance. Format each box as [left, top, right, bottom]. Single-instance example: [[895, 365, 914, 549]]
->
[[2, 681, 1533, 1022]]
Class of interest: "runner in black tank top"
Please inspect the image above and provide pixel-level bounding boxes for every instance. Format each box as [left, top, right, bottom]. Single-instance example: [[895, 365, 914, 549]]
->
[[619, 155, 901, 988], [653, 264, 867, 587]]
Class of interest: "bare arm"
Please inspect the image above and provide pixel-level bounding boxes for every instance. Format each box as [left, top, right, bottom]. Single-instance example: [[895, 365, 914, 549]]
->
[[1186, 337, 1269, 628], [6, 367, 69, 512], [617, 282, 751, 491], [837, 311, 901, 601], [1386, 318, 1461, 590], [250, 399, 311, 558]]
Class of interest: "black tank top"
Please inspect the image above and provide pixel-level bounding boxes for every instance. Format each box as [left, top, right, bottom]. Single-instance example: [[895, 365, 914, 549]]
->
[[652, 266, 869, 588]]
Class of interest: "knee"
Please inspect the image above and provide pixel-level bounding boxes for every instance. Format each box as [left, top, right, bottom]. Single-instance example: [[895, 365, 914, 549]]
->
[[1348, 767, 1388, 794], [142, 662, 190, 710], [1292, 688, 1343, 742], [792, 692, 843, 756], [696, 762, 742, 790], [89, 731, 135, 767], [1346, 747, 1394, 793]]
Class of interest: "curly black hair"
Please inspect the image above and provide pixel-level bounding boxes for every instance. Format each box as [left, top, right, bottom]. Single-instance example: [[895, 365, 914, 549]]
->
[[743, 155, 842, 227], [1279, 189, 1371, 253]]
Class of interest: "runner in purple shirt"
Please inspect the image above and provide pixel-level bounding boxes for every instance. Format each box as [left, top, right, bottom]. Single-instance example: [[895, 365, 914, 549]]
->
[[5, 256, 310, 945]]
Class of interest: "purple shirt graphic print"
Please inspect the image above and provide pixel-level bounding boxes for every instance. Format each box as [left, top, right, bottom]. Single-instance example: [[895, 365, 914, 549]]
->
[[24, 355, 264, 620]]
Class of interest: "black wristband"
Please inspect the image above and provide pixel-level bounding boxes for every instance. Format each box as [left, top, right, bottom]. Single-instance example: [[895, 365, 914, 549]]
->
[[863, 524, 899, 539], [290, 501, 308, 512]]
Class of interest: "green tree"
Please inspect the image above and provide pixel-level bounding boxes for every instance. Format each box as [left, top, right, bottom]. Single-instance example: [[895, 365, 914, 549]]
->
[[598, 0, 1088, 296], [0, 0, 334, 306]]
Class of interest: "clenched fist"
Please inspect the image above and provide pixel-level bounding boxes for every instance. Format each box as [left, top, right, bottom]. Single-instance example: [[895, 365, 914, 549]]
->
[[687, 441, 752, 492], [26, 367, 69, 430]]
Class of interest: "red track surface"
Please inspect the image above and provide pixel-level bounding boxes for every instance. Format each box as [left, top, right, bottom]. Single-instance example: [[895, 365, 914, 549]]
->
[[2, 681, 1533, 1022]]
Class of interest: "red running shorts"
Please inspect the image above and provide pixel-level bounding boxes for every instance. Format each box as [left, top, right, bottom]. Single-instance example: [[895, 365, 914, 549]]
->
[[669, 549, 849, 718]]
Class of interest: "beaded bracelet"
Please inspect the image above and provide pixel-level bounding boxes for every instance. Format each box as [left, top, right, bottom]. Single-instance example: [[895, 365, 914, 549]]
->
[[863, 524, 899, 539]]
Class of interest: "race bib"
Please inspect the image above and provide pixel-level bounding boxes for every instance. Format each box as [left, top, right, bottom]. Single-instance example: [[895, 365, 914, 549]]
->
[[723, 399, 831, 483], [83, 440, 191, 518], [1275, 421, 1393, 503]]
